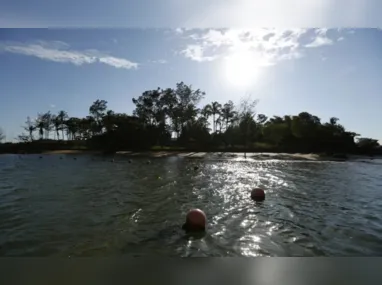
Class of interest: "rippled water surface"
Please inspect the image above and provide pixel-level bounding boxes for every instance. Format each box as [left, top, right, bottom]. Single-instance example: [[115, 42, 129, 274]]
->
[[1, 154, 382, 256]]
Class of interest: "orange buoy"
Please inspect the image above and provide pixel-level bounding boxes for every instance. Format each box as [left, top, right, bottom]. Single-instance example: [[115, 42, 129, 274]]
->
[[251, 188, 265, 201], [182, 209, 206, 232]]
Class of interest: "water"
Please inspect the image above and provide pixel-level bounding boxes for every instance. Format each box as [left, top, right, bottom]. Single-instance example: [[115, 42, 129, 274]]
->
[[0, 153, 382, 256]]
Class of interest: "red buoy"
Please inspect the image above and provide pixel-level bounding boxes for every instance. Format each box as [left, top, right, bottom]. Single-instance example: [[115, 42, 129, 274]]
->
[[182, 209, 207, 232], [251, 188, 265, 201]]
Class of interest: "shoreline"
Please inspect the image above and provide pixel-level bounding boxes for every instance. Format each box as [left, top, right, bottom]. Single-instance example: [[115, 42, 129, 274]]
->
[[3, 150, 379, 162]]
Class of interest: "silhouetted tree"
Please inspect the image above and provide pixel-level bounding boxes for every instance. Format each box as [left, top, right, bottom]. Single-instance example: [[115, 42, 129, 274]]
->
[[57, 110, 68, 140], [0, 127, 5, 143], [42, 111, 53, 139], [23, 117, 36, 141], [239, 96, 258, 155], [357, 137, 380, 154], [221, 100, 237, 131], [13, 82, 380, 155], [89, 99, 107, 134], [52, 115, 60, 140], [35, 114, 45, 140]]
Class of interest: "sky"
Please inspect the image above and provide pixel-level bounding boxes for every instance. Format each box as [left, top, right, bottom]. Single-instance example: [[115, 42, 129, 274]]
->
[[0, 1, 382, 142]]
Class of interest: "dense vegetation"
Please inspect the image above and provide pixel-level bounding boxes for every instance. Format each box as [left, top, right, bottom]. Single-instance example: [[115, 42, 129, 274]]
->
[[0, 82, 380, 155]]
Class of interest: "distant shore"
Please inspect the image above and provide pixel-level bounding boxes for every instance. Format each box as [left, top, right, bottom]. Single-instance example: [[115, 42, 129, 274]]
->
[[41, 150, 99, 155], [5, 149, 378, 162]]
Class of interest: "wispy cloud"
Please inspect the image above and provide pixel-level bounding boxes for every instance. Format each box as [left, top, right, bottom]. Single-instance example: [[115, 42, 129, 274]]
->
[[305, 37, 333, 48], [0, 41, 138, 70], [305, 29, 333, 48], [50, 104, 56, 109], [150, 59, 168, 64], [175, 28, 184, 34], [178, 28, 339, 66], [181, 44, 217, 62]]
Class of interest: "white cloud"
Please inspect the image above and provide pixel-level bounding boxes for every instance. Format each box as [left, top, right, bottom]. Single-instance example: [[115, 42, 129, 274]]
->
[[50, 104, 56, 108], [179, 28, 339, 66], [315, 28, 329, 36], [175, 28, 184, 34], [0, 41, 138, 69], [338, 37, 345, 41], [151, 59, 167, 64], [305, 35, 333, 48], [98, 56, 138, 69], [181, 44, 217, 62]]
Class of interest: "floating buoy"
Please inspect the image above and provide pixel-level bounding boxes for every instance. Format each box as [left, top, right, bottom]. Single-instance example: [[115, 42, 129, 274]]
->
[[73, 157, 77, 160], [39, 156, 43, 159], [59, 157, 63, 160], [251, 188, 265, 202], [182, 209, 206, 232]]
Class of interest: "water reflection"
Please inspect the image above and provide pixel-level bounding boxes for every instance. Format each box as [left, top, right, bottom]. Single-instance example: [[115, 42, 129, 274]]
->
[[0, 154, 382, 256]]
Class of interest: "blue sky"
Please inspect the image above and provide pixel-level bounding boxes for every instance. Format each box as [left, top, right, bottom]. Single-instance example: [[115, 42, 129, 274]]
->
[[1, 28, 382, 142], [1, 0, 382, 27], [0, 1, 382, 142]]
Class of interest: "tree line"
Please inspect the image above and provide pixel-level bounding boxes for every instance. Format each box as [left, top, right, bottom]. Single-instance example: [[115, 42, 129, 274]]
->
[[1, 81, 380, 155]]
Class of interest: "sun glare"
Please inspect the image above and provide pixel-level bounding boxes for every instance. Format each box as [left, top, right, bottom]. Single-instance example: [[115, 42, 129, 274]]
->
[[223, 50, 263, 88]]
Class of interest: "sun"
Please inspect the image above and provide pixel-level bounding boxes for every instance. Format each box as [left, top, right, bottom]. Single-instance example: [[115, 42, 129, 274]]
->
[[223, 50, 263, 88]]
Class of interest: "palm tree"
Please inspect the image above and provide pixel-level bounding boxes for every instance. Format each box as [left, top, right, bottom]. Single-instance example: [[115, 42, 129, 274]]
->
[[57, 110, 68, 140], [221, 101, 237, 131], [211, 101, 222, 133], [329, 117, 339, 126], [52, 115, 61, 140], [103, 110, 116, 133], [89, 99, 107, 134], [35, 114, 45, 140], [65, 117, 80, 140], [202, 102, 221, 133], [78, 118, 91, 140], [23, 116, 36, 141], [41, 111, 53, 139], [201, 104, 212, 119], [0, 127, 5, 143], [216, 116, 223, 133]]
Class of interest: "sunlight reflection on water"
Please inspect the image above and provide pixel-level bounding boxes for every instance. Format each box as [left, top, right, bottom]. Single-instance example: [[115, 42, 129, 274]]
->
[[0, 154, 382, 256]]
